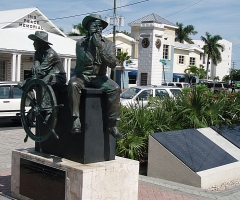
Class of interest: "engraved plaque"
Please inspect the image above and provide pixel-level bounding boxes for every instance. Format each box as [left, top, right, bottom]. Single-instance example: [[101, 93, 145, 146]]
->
[[151, 129, 237, 172], [212, 125, 240, 148], [20, 158, 65, 200]]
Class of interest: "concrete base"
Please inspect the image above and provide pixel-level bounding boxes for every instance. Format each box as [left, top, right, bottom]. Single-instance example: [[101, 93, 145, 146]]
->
[[11, 148, 139, 200], [148, 127, 240, 189]]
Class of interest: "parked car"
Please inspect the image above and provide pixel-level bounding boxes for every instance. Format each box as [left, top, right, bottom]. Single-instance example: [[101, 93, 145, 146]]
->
[[0, 81, 22, 121], [162, 82, 191, 88], [120, 85, 182, 107], [200, 82, 229, 93]]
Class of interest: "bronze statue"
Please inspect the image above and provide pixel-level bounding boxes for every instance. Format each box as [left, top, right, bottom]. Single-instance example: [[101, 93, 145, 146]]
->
[[18, 31, 66, 126], [68, 14, 123, 139], [28, 31, 66, 84], [18, 31, 66, 88]]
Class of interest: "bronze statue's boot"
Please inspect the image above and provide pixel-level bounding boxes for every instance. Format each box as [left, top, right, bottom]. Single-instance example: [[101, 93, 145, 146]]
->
[[107, 126, 124, 139], [71, 117, 81, 134]]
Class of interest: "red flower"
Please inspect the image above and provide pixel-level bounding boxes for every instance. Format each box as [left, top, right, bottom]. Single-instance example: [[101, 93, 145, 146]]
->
[[230, 94, 234, 97], [213, 95, 218, 99]]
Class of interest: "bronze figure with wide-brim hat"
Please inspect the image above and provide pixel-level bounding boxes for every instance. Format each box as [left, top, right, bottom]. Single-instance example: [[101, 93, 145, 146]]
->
[[28, 31, 52, 45], [82, 14, 108, 30]]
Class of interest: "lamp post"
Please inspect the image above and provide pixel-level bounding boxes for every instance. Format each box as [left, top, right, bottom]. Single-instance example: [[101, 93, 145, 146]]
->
[[160, 59, 166, 83]]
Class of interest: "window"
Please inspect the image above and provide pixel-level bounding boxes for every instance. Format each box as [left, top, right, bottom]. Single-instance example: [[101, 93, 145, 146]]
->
[[163, 45, 169, 59], [0, 61, 6, 81], [190, 57, 195, 65], [129, 75, 137, 84], [137, 89, 153, 100], [170, 89, 182, 96], [176, 83, 183, 88], [117, 48, 122, 53], [13, 86, 23, 98], [0, 86, 10, 99], [155, 89, 169, 97], [140, 73, 148, 86], [179, 55, 184, 64]]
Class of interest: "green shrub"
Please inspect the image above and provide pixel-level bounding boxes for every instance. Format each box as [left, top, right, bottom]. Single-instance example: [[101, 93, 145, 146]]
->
[[116, 85, 240, 161]]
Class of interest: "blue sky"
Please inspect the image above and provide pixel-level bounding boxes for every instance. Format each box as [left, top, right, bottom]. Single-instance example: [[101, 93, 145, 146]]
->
[[1, 0, 240, 68]]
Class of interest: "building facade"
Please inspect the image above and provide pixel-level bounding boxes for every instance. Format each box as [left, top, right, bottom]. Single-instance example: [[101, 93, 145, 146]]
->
[[0, 8, 76, 82], [173, 42, 204, 76], [129, 13, 177, 85]]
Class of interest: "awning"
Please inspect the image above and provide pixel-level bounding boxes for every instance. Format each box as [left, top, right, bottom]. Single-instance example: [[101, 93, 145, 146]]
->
[[128, 71, 137, 76], [173, 74, 182, 78]]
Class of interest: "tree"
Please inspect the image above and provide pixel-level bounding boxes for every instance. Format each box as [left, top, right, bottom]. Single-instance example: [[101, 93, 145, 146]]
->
[[222, 75, 231, 82], [175, 22, 198, 44], [184, 65, 199, 83], [198, 65, 206, 79], [116, 51, 131, 89], [231, 69, 240, 81], [67, 23, 87, 36], [200, 32, 225, 79], [116, 30, 131, 37]]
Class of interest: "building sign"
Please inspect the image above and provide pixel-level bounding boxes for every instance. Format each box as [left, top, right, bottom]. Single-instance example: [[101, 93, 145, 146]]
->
[[19, 14, 43, 30]]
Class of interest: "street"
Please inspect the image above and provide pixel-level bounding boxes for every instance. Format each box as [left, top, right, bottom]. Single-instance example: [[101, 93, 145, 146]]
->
[[0, 119, 22, 129]]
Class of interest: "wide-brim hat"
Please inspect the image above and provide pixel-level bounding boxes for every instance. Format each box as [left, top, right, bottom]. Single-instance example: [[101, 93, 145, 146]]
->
[[28, 31, 52, 45], [82, 14, 108, 30]]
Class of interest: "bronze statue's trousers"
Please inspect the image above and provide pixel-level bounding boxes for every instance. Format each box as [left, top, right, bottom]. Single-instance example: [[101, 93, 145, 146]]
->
[[68, 74, 121, 126]]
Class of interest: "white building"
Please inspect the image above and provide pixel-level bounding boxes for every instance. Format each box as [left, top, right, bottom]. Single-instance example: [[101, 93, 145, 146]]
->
[[129, 13, 178, 85], [193, 39, 232, 81], [173, 42, 204, 74], [0, 7, 76, 82]]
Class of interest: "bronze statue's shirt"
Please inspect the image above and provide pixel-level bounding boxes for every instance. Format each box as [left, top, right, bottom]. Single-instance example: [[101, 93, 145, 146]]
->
[[75, 36, 116, 77], [34, 47, 66, 83]]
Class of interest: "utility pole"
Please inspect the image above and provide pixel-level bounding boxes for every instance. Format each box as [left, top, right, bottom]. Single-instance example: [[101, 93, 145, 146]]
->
[[232, 62, 235, 70], [231, 62, 235, 85], [106, 0, 124, 81], [113, 0, 116, 81], [111, 0, 117, 81]]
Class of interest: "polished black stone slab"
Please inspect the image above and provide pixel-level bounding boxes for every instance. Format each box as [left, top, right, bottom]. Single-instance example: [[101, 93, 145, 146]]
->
[[211, 125, 240, 148], [151, 129, 237, 172], [20, 158, 65, 200]]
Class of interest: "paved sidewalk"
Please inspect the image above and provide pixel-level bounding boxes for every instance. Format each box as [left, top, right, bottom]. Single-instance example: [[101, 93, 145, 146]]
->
[[1, 127, 240, 200]]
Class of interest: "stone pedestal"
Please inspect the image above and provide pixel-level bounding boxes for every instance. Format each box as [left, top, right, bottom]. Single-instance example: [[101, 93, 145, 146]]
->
[[36, 85, 116, 164], [11, 148, 139, 200]]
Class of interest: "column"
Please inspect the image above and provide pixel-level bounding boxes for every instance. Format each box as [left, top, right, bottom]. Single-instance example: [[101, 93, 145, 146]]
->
[[63, 58, 68, 73], [67, 58, 71, 82], [16, 54, 22, 81], [11, 54, 16, 81]]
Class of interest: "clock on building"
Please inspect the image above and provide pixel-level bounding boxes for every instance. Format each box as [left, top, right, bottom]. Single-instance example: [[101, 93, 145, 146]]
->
[[142, 38, 150, 48], [155, 39, 161, 49]]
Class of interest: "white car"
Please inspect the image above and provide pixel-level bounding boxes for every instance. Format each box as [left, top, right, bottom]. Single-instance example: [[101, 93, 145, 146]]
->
[[162, 82, 191, 88], [120, 85, 182, 107], [0, 81, 22, 120]]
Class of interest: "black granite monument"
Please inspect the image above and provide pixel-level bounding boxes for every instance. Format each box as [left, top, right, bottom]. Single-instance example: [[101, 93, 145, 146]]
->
[[35, 85, 116, 164]]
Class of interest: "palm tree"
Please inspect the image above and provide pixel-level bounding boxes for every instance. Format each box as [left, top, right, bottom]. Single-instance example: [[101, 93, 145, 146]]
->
[[116, 51, 131, 89], [198, 65, 206, 79], [68, 23, 87, 36], [201, 32, 225, 79], [175, 22, 198, 44], [184, 65, 199, 83]]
